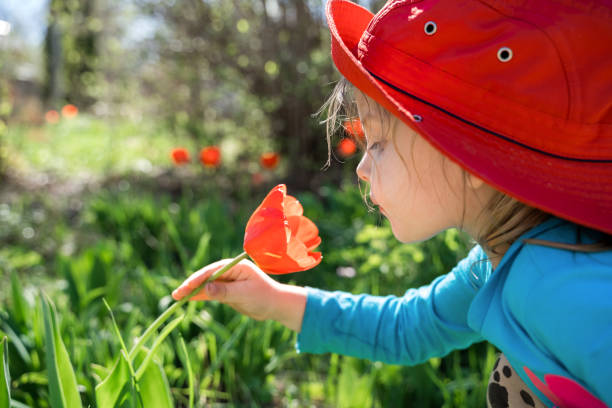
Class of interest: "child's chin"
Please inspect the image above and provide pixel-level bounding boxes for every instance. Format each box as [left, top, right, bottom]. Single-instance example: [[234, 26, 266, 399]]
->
[[393, 224, 436, 244]]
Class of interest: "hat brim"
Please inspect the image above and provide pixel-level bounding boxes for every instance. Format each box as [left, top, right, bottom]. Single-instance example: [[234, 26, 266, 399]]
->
[[327, 0, 612, 234]]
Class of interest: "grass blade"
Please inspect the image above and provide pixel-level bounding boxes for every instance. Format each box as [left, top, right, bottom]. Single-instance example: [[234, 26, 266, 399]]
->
[[1, 337, 10, 408], [178, 336, 194, 408], [162, 212, 189, 269], [9, 272, 28, 330], [102, 299, 129, 357], [41, 293, 83, 408], [203, 317, 249, 378], [133, 350, 173, 408], [95, 349, 143, 408], [135, 315, 184, 380], [94, 352, 131, 408], [188, 232, 211, 272]]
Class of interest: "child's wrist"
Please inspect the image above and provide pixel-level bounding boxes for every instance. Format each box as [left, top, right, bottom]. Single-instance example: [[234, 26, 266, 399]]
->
[[271, 283, 307, 332]]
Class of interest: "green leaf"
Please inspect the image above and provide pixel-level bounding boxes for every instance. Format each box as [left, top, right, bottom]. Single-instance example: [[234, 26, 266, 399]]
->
[[1, 337, 10, 408], [0, 323, 30, 367], [90, 363, 110, 382], [178, 336, 194, 408], [134, 350, 173, 408], [9, 400, 30, 408], [9, 272, 28, 330], [162, 212, 189, 269], [41, 293, 83, 408], [135, 315, 184, 380], [58, 257, 81, 314], [95, 352, 131, 408], [188, 232, 211, 272]]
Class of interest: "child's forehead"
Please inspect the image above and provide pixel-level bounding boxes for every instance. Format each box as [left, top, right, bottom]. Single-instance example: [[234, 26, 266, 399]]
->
[[355, 92, 383, 121]]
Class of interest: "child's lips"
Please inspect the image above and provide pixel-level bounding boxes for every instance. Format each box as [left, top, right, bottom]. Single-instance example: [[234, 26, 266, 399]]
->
[[370, 196, 387, 215]]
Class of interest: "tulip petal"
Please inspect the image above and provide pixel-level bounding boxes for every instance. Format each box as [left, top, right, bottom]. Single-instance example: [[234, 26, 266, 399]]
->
[[243, 184, 321, 275], [262, 251, 322, 274], [545, 375, 607, 408], [283, 195, 303, 217], [287, 216, 321, 251], [254, 185, 285, 212], [243, 207, 288, 256]]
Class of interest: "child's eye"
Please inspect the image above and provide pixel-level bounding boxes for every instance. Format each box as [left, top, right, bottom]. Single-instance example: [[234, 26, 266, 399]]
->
[[368, 141, 383, 151]]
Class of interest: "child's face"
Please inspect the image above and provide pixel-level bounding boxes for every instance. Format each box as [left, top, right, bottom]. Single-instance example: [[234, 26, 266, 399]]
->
[[354, 92, 487, 243]]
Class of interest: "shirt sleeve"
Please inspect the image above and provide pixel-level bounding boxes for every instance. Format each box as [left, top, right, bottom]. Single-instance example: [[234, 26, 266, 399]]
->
[[296, 245, 490, 365]]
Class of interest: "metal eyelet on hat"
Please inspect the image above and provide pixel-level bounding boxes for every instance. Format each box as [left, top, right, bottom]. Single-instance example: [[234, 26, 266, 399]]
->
[[497, 47, 513, 62], [412, 114, 422, 122], [424, 21, 437, 35]]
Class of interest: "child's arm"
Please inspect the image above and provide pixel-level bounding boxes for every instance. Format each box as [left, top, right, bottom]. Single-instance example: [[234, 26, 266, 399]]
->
[[173, 245, 489, 366], [172, 259, 308, 332], [296, 245, 490, 365]]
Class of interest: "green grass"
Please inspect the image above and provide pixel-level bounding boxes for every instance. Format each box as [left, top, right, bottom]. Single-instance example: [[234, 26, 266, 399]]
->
[[2, 116, 194, 178], [0, 119, 498, 407], [0, 180, 498, 407]]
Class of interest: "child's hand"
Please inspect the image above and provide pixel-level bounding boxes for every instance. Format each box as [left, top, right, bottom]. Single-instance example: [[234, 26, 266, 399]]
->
[[172, 259, 307, 332]]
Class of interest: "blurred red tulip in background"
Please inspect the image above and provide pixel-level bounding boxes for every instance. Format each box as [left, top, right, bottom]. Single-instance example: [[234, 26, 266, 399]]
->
[[61, 104, 79, 119], [200, 146, 221, 168], [343, 118, 365, 140], [260, 152, 280, 169], [170, 148, 191, 165], [45, 110, 60, 124], [252, 172, 264, 186], [337, 138, 357, 158]]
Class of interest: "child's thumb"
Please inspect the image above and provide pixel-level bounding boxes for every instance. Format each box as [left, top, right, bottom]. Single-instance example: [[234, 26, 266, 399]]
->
[[205, 280, 251, 303], [205, 282, 229, 301]]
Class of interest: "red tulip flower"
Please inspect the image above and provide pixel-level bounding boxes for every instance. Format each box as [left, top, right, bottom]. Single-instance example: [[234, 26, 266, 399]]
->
[[156, 185, 321, 354], [61, 104, 79, 119], [200, 146, 221, 168], [243, 184, 322, 274], [45, 110, 60, 124], [337, 138, 357, 158], [260, 152, 280, 170], [170, 148, 191, 165], [343, 118, 365, 141], [172, 185, 320, 298]]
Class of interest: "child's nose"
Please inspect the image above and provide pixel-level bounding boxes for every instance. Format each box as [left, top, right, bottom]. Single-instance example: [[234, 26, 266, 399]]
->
[[356, 154, 370, 183]]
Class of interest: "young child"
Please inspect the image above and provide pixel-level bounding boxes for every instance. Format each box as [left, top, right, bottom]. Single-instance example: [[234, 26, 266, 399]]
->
[[173, 0, 612, 406]]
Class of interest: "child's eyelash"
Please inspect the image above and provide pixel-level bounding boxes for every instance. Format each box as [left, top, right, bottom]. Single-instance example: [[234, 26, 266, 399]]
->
[[368, 141, 383, 151]]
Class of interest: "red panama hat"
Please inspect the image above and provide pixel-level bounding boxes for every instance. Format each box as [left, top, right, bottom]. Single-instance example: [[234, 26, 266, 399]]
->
[[327, 0, 612, 234]]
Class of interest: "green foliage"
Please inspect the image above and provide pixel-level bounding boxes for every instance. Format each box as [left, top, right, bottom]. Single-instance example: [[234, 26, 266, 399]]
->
[[41, 293, 82, 408], [1, 337, 10, 408], [95, 351, 133, 407], [0, 183, 496, 407], [2, 119, 193, 178]]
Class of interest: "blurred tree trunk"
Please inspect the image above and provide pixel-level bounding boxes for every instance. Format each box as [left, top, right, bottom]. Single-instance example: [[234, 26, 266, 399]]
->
[[247, 0, 336, 189], [44, 17, 63, 108], [44, 0, 100, 109], [68, 0, 98, 108], [138, 0, 339, 188]]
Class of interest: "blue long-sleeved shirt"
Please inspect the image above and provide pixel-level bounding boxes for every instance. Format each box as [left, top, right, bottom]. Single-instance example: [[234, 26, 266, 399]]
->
[[296, 218, 612, 406]]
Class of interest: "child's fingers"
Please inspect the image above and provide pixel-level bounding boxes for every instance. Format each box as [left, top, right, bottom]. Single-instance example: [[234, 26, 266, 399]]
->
[[172, 259, 231, 300], [189, 280, 250, 303]]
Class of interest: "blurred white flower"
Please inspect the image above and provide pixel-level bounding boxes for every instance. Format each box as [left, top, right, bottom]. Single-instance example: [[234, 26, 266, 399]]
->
[[336, 266, 356, 278], [0, 20, 11, 36]]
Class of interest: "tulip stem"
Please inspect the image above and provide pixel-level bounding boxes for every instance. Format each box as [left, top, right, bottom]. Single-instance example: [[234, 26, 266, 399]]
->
[[205, 251, 249, 284], [128, 251, 249, 361]]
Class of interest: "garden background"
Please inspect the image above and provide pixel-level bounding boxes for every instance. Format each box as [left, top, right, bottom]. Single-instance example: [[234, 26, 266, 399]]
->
[[0, 0, 497, 406]]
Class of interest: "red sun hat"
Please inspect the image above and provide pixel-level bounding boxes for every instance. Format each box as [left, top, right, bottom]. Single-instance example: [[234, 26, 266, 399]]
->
[[326, 0, 612, 234]]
